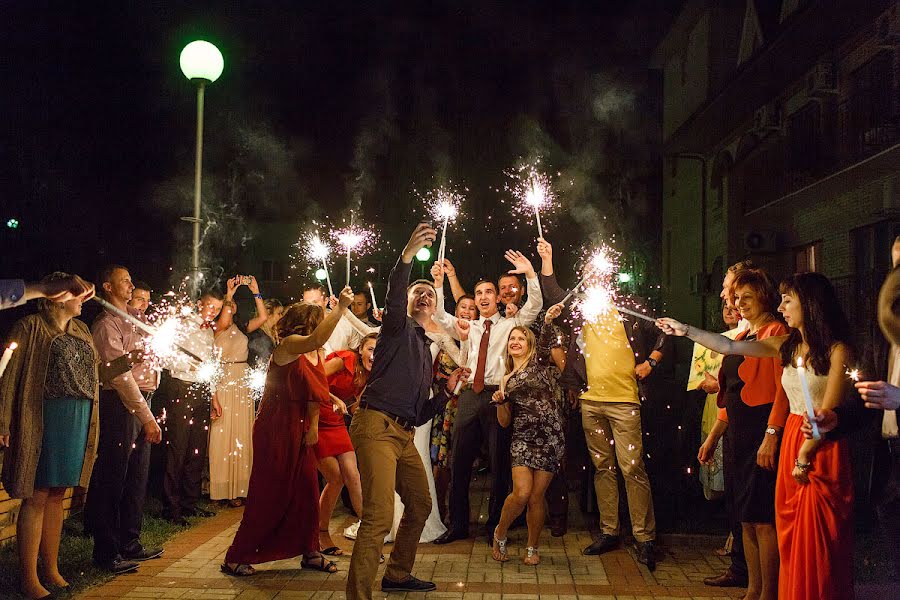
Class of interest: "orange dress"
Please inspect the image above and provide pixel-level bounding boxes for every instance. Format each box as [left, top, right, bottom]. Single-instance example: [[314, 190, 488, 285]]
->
[[224, 353, 329, 564], [777, 366, 854, 600]]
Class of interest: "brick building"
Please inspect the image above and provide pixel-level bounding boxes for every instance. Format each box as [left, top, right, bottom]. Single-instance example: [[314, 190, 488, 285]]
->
[[652, 0, 900, 337]]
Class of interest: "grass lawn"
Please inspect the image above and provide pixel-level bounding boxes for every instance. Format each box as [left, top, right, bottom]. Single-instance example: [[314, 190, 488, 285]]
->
[[0, 498, 219, 599]]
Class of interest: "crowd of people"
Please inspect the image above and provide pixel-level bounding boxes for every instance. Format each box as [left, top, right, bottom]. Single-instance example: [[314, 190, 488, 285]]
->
[[0, 224, 898, 600]]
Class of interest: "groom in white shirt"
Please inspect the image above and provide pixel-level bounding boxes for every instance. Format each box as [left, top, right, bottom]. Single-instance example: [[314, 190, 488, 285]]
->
[[432, 250, 542, 544]]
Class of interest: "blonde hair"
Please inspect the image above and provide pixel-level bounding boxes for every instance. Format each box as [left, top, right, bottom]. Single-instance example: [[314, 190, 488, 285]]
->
[[500, 326, 536, 393]]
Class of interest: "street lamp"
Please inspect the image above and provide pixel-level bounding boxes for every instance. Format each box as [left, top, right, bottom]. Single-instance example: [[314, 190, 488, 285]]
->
[[179, 40, 224, 297], [415, 247, 431, 278]]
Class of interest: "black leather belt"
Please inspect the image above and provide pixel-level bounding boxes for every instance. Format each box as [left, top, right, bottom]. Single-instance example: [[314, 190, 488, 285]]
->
[[359, 401, 415, 432]]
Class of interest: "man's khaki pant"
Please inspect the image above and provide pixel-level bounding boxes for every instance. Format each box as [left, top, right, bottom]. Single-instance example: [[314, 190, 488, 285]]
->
[[346, 408, 432, 600], [581, 400, 656, 542]]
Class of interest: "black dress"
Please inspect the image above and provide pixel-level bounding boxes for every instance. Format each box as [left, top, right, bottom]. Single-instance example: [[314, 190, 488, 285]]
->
[[720, 334, 777, 524]]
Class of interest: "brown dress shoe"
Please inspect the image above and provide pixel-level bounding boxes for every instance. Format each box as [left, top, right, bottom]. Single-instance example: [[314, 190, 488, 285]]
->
[[703, 570, 748, 587]]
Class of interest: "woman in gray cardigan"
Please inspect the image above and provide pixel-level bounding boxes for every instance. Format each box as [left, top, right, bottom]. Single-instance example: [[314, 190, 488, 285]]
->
[[0, 272, 100, 599]]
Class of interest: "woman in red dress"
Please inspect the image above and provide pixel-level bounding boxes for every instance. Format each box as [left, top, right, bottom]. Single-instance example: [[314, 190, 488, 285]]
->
[[316, 332, 378, 553], [221, 288, 354, 576]]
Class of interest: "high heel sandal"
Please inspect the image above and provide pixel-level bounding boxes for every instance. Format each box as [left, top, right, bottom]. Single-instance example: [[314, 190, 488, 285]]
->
[[492, 527, 509, 562], [524, 546, 540, 565]]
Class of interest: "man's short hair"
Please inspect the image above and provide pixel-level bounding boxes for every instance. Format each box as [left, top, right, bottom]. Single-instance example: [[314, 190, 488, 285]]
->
[[498, 273, 523, 286], [97, 264, 128, 298], [473, 279, 497, 294], [132, 280, 151, 293], [407, 279, 436, 292], [200, 288, 225, 301], [302, 283, 325, 295]]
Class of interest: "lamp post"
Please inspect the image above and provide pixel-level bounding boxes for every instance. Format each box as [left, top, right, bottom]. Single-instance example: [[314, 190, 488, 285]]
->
[[415, 247, 431, 279], [179, 40, 224, 297]]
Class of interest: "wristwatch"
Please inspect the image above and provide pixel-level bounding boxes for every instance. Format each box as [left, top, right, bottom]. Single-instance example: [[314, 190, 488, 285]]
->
[[765, 427, 778, 436], [647, 358, 658, 368]]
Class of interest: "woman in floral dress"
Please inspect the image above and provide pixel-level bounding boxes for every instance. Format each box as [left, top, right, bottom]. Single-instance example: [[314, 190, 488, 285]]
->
[[490, 304, 567, 566]]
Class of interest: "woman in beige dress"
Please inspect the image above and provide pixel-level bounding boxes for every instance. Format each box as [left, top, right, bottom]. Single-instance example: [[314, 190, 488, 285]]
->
[[210, 277, 265, 506]]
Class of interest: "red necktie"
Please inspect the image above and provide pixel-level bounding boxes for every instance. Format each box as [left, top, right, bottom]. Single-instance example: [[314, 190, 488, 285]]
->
[[472, 319, 492, 393]]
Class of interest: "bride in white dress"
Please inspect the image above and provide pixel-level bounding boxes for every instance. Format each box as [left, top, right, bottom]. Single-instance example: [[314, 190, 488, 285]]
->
[[341, 313, 465, 543]]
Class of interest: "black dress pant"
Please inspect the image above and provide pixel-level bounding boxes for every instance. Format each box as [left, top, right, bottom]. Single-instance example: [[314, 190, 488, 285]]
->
[[876, 438, 900, 580], [722, 429, 748, 578], [85, 390, 152, 563], [448, 387, 511, 534], [158, 377, 210, 519]]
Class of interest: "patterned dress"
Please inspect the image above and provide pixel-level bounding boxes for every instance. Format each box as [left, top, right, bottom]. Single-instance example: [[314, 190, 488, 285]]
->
[[504, 323, 566, 474]]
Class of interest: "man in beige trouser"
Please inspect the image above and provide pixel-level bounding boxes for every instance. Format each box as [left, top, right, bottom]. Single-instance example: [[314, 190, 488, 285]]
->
[[347, 409, 432, 597], [346, 224, 469, 599], [581, 400, 656, 542]]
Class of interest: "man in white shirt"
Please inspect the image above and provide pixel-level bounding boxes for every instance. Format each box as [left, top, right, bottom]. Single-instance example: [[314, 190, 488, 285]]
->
[[302, 284, 360, 353], [431, 250, 542, 544], [157, 290, 222, 526]]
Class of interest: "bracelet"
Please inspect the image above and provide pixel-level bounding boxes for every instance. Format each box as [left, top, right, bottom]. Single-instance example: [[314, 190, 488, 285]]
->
[[794, 458, 811, 471], [253, 293, 263, 299]]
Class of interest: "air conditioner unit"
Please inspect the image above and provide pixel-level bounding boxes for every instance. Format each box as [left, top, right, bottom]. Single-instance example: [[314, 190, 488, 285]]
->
[[753, 104, 782, 132], [743, 230, 778, 254], [877, 14, 900, 48], [690, 272, 711, 295], [807, 61, 837, 96]]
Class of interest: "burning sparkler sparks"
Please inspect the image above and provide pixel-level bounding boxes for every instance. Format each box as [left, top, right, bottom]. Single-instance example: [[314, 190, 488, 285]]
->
[[333, 224, 378, 287], [425, 187, 464, 266], [300, 231, 335, 298], [507, 161, 557, 239], [246, 364, 268, 400]]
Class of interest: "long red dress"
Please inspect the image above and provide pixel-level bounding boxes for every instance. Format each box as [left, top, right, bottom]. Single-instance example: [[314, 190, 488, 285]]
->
[[777, 367, 854, 600], [225, 353, 329, 564], [314, 350, 357, 460]]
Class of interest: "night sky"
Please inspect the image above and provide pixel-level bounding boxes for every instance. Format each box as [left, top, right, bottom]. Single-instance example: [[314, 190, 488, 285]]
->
[[1, 1, 681, 302]]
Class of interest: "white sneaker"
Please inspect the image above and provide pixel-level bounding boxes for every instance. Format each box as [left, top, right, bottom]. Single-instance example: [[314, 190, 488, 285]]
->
[[343, 520, 361, 540]]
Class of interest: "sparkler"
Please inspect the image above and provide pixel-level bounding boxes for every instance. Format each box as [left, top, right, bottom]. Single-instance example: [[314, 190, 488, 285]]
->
[[0, 342, 17, 380], [426, 188, 463, 267], [333, 224, 378, 287], [368, 281, 379, 313], [508, 163, 555, 239], [91, 296, 203, 363], [846, 367, 860, 382], [245, 364, 268, 400], [304, 232, 335, 298]]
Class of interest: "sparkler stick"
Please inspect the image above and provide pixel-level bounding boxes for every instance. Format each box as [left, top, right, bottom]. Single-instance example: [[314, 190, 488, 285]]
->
[[534, 208, 544, 239], [614, 305, 657, 324], [346, 246, 351, 287], [0, 342, 17, 380], [322, 258, 335, 299], [562, 274, 590, 304], [91, 296, 204, 363], [368, 281, 379, 312], [438, 217, 449, 265]]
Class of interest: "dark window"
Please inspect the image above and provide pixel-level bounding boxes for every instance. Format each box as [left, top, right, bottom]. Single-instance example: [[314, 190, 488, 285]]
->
[[794, 241, 822, 272], [261, 260, 286, 282], [846, 51, 897, 161], [787, 102, 820, 175]]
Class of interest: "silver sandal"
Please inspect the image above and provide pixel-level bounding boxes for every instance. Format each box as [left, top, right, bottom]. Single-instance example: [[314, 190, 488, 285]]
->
[[525, 546, 540, 565], [492, 527, 509, 562]]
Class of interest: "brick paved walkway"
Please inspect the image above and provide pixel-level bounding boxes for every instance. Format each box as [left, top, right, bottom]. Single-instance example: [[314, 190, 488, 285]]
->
[[74, 489, 752, 600]]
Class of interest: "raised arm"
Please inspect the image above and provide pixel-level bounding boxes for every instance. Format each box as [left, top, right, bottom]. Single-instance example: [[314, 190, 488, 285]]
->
[[504, 250, 542, 326], [278, 287, 353, 356], [215, 277, 239, 332], [245, 276, 269, 333], [657, 318, 784, 358], [436, 258, 466, 302], [343, 307, 380, 337], [382, 223, 438, 335]]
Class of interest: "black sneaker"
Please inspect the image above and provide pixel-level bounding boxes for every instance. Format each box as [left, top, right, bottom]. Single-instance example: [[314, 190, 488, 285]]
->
[[634, 540, 656, 571], [96, 556, 140, 574], [582, 533, 620, 555], [381, 575, 437, 593], [123, 546, 164, 561]]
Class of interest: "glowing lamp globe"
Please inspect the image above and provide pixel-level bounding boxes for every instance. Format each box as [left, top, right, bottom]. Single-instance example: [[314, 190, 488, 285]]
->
[[416, 247, 431, 262], [180, 41, 224, 82], [314, 268, 328, 282], [617, 272, 633, 283]]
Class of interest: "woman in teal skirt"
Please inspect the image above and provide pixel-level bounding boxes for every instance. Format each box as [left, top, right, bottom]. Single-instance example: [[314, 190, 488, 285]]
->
[[0, 272, 99, 600]]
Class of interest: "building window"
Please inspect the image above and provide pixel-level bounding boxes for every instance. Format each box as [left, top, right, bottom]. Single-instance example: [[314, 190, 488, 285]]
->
[[787, 102, 821, 176], [847, 51, 896, 161], [794, 241, 822, 273], [261, 260, 285, 282]]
